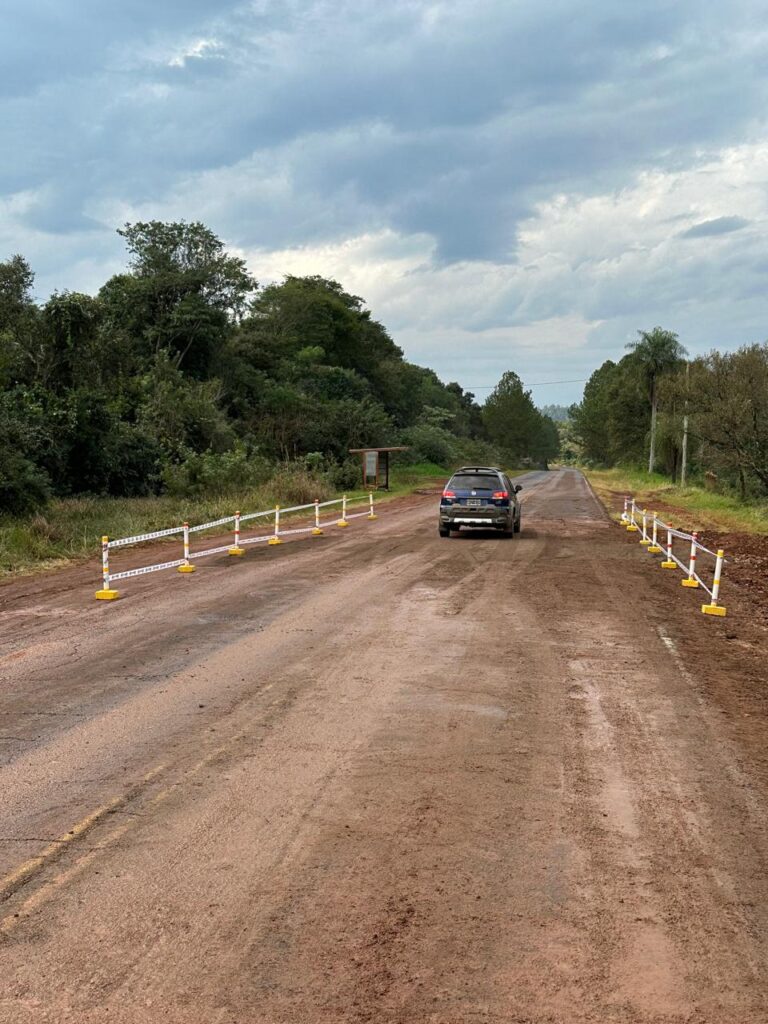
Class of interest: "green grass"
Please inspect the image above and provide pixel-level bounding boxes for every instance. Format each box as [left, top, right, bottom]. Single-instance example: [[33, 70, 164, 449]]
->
[[0, 461, 542, 578], [0, 464, 451, 578], [388, 462, 448, 491], [0, 488, 297, 577], [583, 466, 768, 534]]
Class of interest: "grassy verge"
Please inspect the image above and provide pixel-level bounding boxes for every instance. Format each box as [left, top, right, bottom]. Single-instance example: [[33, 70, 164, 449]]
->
[[583, 466, 768, 535], [387, 462, 448, 492], [0, 461, 540, 578], [0, 463, 451, 578]]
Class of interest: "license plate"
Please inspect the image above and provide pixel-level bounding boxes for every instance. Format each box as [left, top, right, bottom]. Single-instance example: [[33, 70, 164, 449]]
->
[[466, 499, 482, 507]]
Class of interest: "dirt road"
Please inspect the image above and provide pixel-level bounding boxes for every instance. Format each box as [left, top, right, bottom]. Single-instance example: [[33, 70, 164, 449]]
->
[[1, 468, 767, 1023]]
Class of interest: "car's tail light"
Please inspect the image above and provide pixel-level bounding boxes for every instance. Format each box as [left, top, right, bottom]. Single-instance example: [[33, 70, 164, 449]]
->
[[492, 490, 508, 499], [442, 489, 456, 498]]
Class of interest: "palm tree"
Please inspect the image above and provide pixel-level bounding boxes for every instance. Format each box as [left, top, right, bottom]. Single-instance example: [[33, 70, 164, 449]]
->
[[627, 327, 687, 474]]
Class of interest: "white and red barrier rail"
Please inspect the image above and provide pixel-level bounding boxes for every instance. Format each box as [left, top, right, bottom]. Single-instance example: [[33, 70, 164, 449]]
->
[[96, 493, 378, 601], [620, 497, 727, 617]]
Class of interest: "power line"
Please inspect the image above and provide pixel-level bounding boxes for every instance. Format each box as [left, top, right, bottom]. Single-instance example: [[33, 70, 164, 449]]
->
[[463, 378, 588, 390]]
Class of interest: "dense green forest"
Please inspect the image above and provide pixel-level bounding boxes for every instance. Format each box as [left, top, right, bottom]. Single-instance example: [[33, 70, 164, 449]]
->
[[539, 404, 570, 423], [570, 327, 768, 499], [0, 221, 559, 516]]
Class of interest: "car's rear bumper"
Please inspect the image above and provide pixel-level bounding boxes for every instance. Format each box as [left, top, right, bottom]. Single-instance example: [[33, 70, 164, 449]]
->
[[440, 509, 510, 527]]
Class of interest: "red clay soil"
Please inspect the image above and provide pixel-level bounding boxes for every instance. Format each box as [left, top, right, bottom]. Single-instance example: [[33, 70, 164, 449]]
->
[[600, 487, 768, 629], [1, 469, 768, 1023], [0, 489, 434, 619]]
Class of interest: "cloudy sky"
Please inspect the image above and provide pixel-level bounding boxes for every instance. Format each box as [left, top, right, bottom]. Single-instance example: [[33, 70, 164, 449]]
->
[[2, 1, 768, 405]]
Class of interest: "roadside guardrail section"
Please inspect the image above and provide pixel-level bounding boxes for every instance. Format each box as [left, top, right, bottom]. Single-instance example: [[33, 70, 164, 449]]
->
[[96, 493, 378, 601], [620, 497, 727, 617]]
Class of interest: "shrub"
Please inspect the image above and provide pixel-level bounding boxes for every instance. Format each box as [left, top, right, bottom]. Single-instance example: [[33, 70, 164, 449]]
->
[[456, 438, 503, 467], [327, 457, 362, 491], [398, 423, 459, 467], [269, 462, 333, 504], [103, 425, 165, 497], [163, 444, 272, 498], [0, 449, 51, 516]]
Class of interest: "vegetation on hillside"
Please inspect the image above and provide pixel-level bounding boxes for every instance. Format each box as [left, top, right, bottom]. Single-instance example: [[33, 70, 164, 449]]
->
[[569, 326, 768, 527], [585, 466, 768, 535], [539, 404, 570, 423], [0, 221, 559, 523]]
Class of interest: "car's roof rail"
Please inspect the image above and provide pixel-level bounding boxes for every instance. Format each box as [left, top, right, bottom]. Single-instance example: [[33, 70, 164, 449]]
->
[[453, 466, 501, 474]]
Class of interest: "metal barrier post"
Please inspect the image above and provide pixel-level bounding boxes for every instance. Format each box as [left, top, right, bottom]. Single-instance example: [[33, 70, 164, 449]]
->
[[640, 508, 651, 545], [178, 522, 196, 572], [621, 496, 629, 522], [338, 494, 349, 527], [368, 492, 377, 520], [268, 505, 282, 545], [229, 510, 245, 556], [312, 499, 323, 536], [626, 498, 638, 532], [648, 512, 662, 553], [95, 536, 120, 600], [681, 531, 700, 587], [661, 526, 676, 569], [702, 549, 727, 616]]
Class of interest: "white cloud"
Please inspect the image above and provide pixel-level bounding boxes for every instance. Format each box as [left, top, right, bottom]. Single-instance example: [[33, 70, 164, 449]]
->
[[167, 38, 224, 68], [229, 138, 768, 401], [4, 0, 768, 405]]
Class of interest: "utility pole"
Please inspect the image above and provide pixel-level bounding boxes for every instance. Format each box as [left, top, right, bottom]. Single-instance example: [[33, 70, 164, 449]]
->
[[648, 384, 657, 474], [680, 362, 689, 487]]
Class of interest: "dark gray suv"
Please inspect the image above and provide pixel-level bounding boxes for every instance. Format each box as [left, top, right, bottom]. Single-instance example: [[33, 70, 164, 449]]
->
[[438, 466, 522, 537]]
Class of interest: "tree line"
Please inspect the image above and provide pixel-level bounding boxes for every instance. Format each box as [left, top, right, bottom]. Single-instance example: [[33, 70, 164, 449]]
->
[[0, 221, 559, 515], [570, 326, 768, 498]]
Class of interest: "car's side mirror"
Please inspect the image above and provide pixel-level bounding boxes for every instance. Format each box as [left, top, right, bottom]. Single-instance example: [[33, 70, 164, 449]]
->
[[514, 484, 523, 493]]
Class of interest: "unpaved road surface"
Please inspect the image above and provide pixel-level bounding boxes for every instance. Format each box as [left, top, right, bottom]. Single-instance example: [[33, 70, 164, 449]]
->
[[1, 468, 767, 1023]]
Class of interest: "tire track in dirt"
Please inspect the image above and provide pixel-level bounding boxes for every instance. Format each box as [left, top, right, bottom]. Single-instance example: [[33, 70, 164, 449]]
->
[[1, 469, 768, 1022]]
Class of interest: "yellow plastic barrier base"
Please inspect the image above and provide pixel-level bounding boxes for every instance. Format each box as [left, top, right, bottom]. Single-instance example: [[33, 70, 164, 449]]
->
[[647, 545, 662, 553], [312, 527, 323, 536], [367, 514, 378, 520], [337, 521, 349, 528], [228, 547, 245, 556], [639, 538, 651, 546], [660, 561, 677, 569], [626, 524, 638, 532], [177, 564, 196, 573], [268, 537, 282, 545], [95, 588, 120, 601], [681, 578, 700, 588], [702, 603, 727, 617]]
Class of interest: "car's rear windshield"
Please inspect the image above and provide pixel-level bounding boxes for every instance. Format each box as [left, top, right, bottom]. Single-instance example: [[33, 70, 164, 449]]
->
[[449, 474, 501, 491]]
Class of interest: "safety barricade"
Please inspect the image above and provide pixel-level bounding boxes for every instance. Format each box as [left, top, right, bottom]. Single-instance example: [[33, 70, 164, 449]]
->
[[620, 496, 727, 617], [95, 493, 379, 601]]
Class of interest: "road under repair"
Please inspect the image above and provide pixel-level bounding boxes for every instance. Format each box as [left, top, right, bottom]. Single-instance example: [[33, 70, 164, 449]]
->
[[0, 468, 767, 1023]]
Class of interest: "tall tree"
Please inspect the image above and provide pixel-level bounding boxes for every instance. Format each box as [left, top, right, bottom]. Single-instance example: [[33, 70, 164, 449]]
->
[[626, 327, 686, 473], [0, 255, 44, 384], [482, 372, 559, 465], [683, 345, 768, 496], [569, 361, 617, 464], [101, 221, 257, 378]]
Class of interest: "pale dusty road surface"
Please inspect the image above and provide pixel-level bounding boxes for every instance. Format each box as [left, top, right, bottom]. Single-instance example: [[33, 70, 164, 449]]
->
[[1, 468, 767, 1023]]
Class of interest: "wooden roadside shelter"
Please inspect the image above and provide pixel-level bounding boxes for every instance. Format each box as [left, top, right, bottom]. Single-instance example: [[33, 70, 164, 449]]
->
[[348, 446, 409, 490]]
